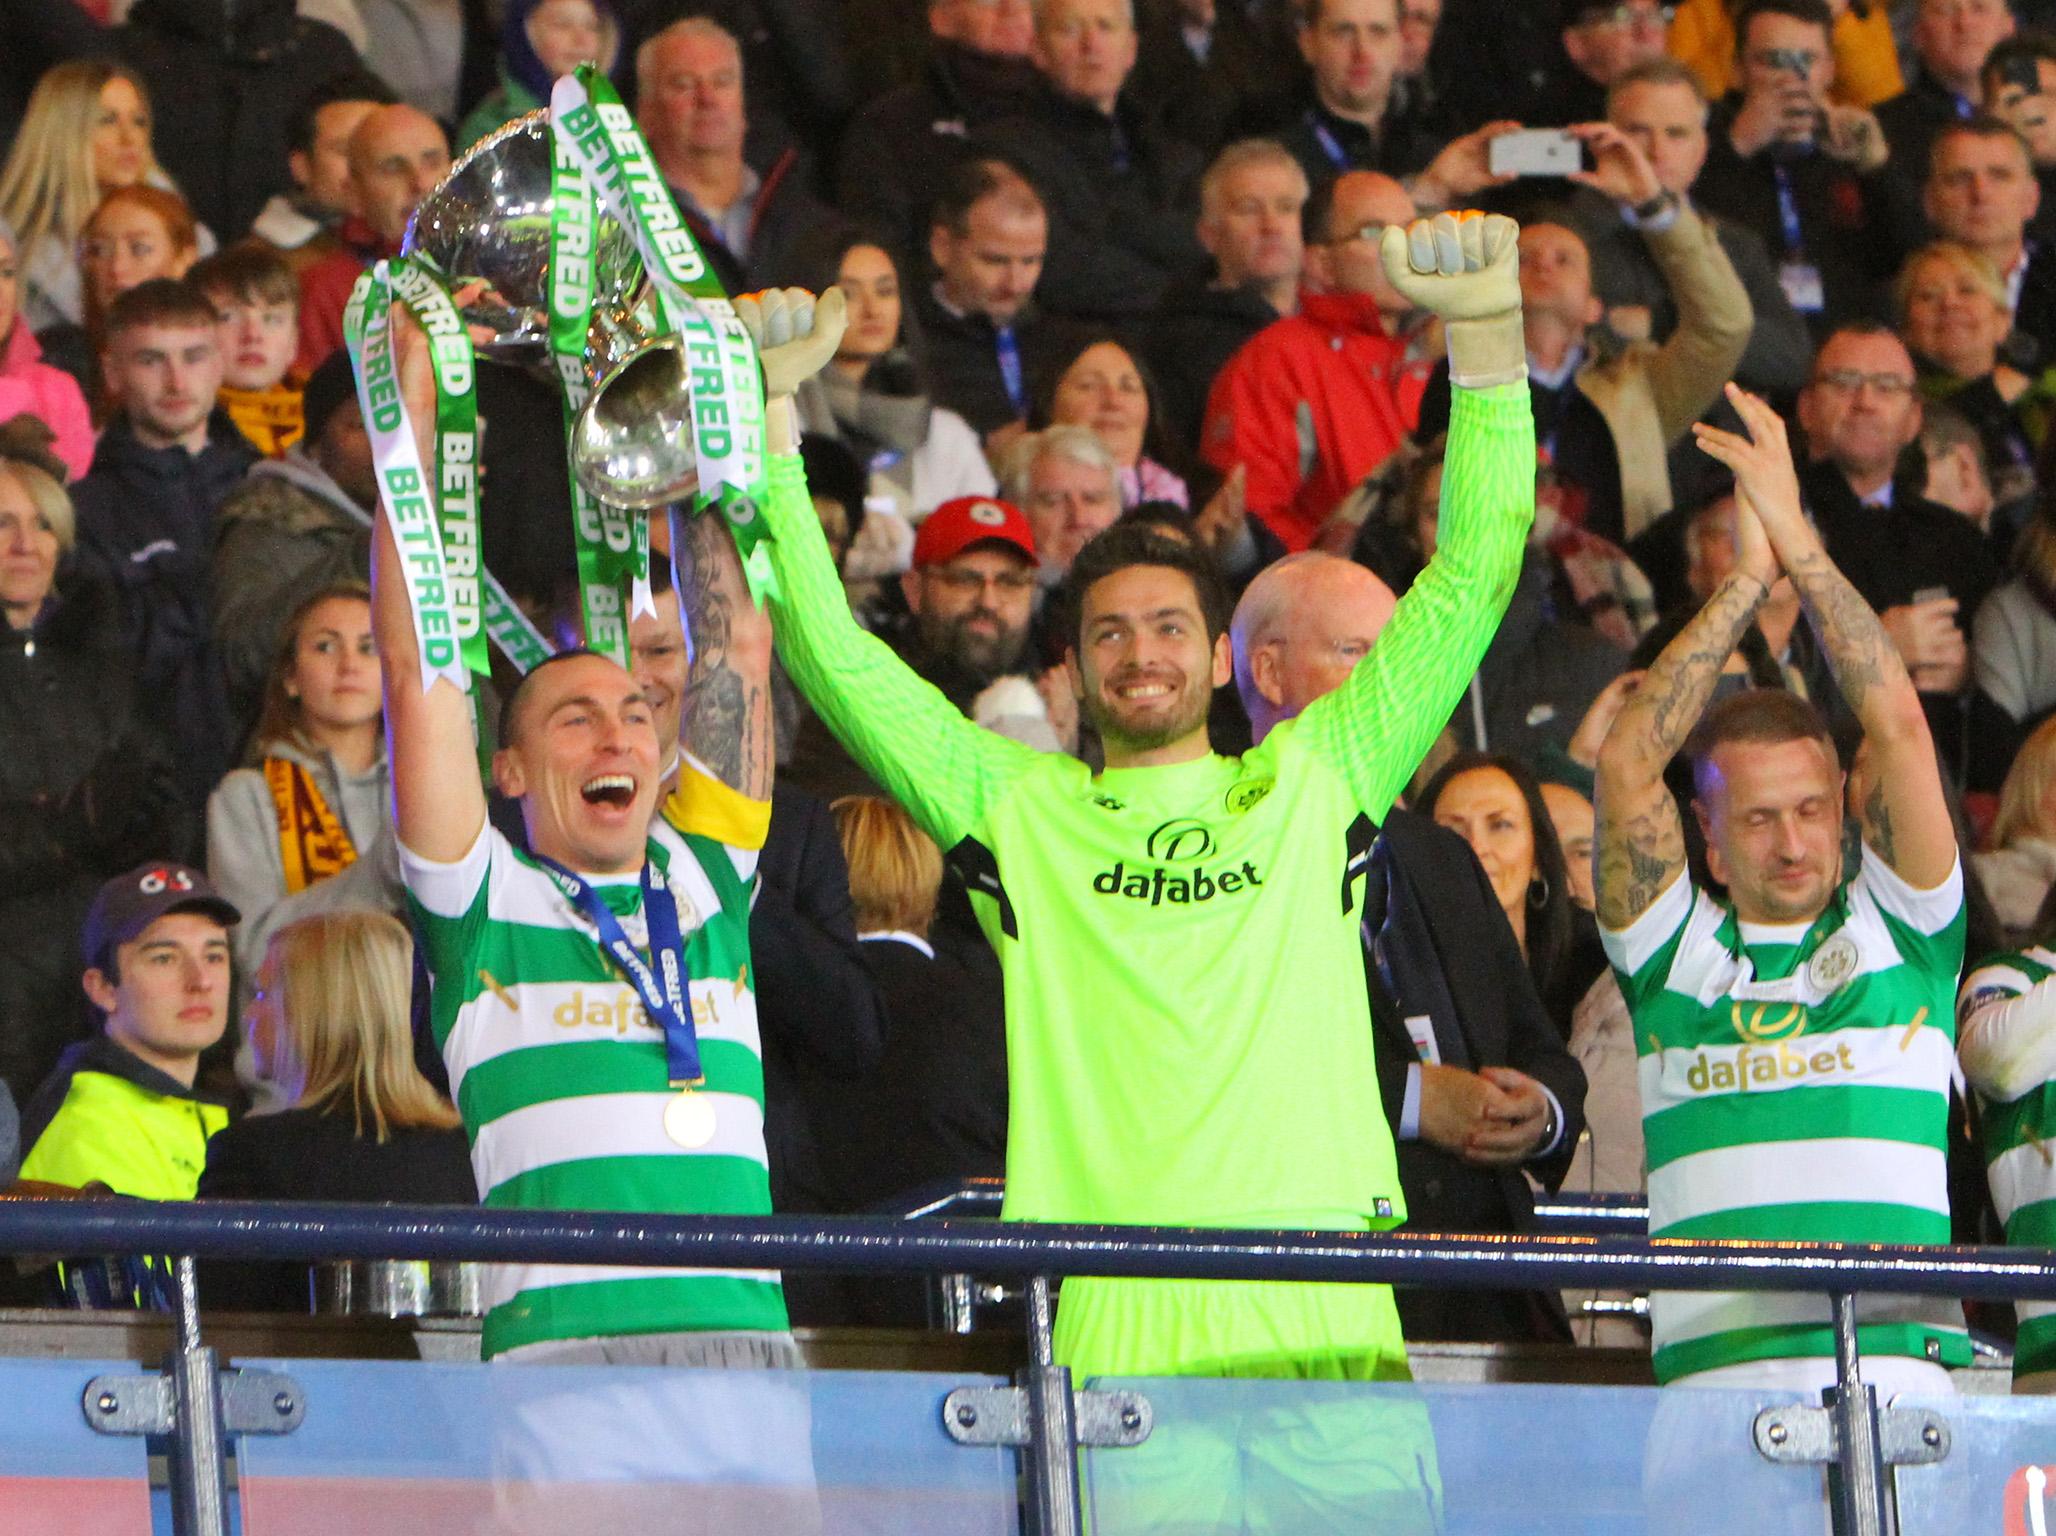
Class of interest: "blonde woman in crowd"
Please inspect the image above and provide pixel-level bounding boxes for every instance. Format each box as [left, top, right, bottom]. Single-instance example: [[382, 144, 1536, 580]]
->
[[198, 910, 475, 1310], [0, 61, 209, 334], [206, 583, 401, 1086], [1979, 716, 2056, 944]]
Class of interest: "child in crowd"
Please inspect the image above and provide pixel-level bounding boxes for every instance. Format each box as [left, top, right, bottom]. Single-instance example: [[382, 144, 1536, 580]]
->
[[190, 245, 304, 457]]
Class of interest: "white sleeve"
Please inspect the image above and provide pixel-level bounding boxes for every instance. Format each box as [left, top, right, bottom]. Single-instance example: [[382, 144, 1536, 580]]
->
[[1959, 962, 2056, 1104], [1859, 845, 1963, 937], [397, 817, 494, 919], [1598, 865, 1693, 980]]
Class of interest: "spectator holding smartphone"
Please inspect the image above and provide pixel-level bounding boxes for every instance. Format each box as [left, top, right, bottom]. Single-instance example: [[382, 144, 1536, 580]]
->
[[1983, 32, 2056, 250], [1693, 0, 1895, 340]]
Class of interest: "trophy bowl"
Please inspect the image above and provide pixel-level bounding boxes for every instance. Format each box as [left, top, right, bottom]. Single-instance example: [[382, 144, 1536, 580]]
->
[[404, 110, 700, 508]]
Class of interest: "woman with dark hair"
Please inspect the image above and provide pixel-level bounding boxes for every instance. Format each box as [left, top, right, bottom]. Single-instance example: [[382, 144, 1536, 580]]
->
[[1033, 333, 1190, 508], [1416, 750, 1606, 1038], [795, 234, 995, 582]]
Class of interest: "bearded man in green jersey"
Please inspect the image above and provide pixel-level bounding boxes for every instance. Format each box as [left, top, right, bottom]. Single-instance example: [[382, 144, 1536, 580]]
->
[[733, 208, 1534, 1402], [1594, 385, 1968, 1398]]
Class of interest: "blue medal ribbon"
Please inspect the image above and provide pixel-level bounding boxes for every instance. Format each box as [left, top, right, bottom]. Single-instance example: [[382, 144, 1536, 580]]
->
[[534, 851, 701, 1085]]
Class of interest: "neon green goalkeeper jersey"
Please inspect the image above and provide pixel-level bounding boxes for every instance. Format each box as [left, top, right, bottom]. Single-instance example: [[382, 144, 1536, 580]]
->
[[761, 383, 1535, 1377]]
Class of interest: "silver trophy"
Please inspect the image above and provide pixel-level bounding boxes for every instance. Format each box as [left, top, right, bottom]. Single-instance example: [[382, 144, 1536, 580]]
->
[[403, 110, 698, 508]]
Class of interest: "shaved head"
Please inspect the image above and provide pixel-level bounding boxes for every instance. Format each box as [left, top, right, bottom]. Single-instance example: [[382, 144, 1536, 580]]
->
[[1232, 552, 1397, 743]]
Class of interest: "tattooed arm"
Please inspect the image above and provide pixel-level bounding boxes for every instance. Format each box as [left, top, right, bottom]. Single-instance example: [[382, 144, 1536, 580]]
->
[[1593, 560, 1768, 929], [1693, 385, 1956, 890], [668, 507, 775, 802]]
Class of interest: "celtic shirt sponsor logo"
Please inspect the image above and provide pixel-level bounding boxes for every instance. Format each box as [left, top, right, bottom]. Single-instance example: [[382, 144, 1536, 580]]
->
[[1730, 1000, 1808, 1043], [1146, 819, 1216, 862]]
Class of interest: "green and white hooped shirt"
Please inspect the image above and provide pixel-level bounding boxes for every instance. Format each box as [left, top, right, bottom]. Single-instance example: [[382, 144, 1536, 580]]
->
[[400, 778, 782, 1359], [1958, 944, 2056, 1384], [1603, 847, 1968, 1384]]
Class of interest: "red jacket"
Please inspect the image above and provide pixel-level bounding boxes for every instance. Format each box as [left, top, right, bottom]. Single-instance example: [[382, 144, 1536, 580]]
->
[[294, 218, 393, 375], [1199, 289, 1431, 552]]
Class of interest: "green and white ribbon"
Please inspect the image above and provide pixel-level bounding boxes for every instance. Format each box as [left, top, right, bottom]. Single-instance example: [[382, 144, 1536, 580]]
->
[[343, 261, 472, 695], [545, 113, 642, 665], [550, 67, 775, 604], [483, 570, 555, 674], [385, 259, 488, 685]]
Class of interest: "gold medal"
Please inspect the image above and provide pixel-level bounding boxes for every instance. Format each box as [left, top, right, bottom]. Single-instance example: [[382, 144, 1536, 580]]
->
[[663, 1086, 717, 1149]]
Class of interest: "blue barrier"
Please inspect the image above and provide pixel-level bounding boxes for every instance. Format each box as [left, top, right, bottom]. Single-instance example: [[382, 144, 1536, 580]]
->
[[0, 1198, 2044, 1301]]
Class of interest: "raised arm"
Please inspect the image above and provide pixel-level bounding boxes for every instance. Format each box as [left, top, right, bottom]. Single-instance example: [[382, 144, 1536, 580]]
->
[[668, 507, 774, 802], [1293, 213, 1534, 816], [1592, 496, 1776, 930], [1694, 385, 1957, 889], [734, 289, 1039, 850], [370, 305, 485, 863], [1567, 123, 1752, 446]]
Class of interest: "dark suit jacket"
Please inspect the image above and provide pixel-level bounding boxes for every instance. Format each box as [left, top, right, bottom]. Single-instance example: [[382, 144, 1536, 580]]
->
[[1365, 811, 1587, 1237], [752, 783, 887, 1214]]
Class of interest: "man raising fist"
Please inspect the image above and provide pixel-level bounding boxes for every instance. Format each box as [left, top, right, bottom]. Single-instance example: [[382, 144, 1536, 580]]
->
[[737, 207, 1534, 1404]]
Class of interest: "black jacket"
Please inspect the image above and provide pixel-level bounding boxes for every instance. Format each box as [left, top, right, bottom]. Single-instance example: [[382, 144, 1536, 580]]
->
[[196, 1104, 476, 1310], [815, 932, 1007, 1327], [1140, 272, 1285, 458], [1274, 97, 1448, 197], [1427, 0, 1586, 132], [71, 412, 256, 826], [1366, 811, 1587, 1341], [834, 40, 1042, 270], [0, 569, 180, 1102], [751, 785, 886, 1216], [972, 83, 1204, 323], [1872, 72, 1975, 264], [823, 934, 1007, 1214], [674, 144, 851, 297], [115, 0, 364, 239], [909, 284, 1074, 439], [1802, 458, 2003, 785], [1692, 101, 1895, 340]]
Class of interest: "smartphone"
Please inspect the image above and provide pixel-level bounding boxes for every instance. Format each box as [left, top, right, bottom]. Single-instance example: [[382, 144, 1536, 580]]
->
[[1912, 586, 1952, 606], [1489, 128, 1582, 178]]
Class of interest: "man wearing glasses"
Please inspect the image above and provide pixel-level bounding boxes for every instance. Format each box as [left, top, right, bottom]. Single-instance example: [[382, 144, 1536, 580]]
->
[[1694, 0, 1893, 339], [1796, 324, 2001, 773], [788, 496, 1064, 802]]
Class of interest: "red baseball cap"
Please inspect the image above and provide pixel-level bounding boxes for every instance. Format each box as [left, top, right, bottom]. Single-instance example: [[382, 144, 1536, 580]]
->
[[912, 497, 1037, 569]]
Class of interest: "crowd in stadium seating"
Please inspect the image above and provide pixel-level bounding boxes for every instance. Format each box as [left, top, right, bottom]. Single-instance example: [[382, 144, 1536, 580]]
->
[[10, 0, 2056, 1360]]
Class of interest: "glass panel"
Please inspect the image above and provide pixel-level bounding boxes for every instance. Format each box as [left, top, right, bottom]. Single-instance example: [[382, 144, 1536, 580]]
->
[[232, 1358, 1017, 1536], [1083, 1378, 1830, 1535], [0, 1358, 156, 1535], [1895, 1388, 2056, 1534]]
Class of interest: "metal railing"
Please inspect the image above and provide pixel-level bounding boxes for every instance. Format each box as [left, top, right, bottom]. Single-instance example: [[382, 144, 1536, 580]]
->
[[1, 1198, 2046, 1536], [874, 1181, 1656, 1329]]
